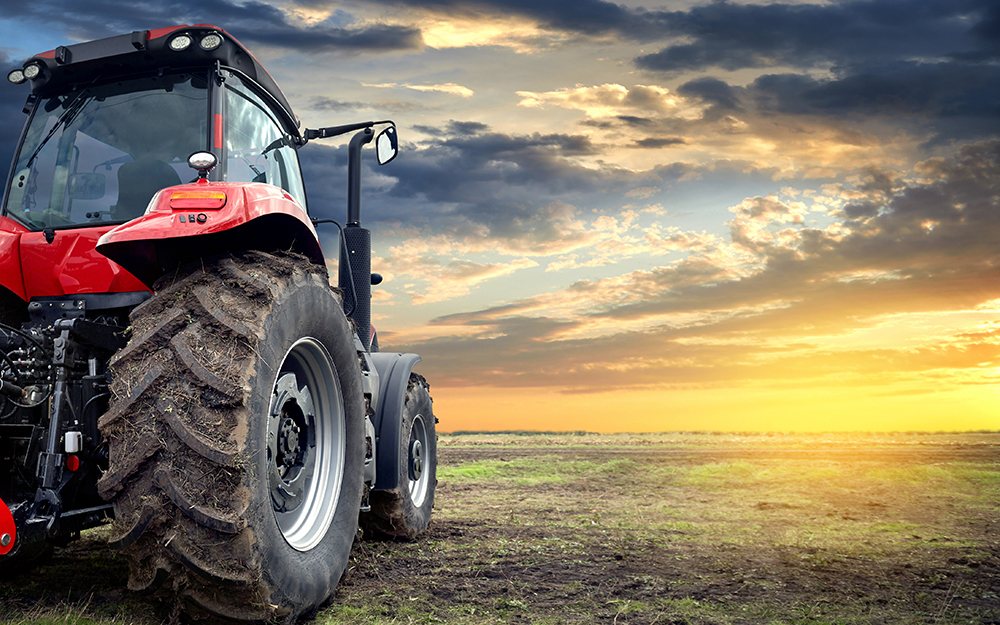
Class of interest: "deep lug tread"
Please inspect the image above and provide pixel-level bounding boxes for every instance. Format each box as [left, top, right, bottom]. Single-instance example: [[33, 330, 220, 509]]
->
[[98, 362, 164, 430], [108, 503, 157, 549], [127, 563, 170, 593], [108, 307, 186, 367], [169, 540, 253, 588], [97, 439, 159, 499], [156, 396, 240, 466], [101, 251, 363, 623], [169, 327, 246, 405], [155, 470, 245, 534]]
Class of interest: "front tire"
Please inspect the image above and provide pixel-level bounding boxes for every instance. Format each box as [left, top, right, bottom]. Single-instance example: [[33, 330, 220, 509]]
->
[[98, 251, 365, 623]]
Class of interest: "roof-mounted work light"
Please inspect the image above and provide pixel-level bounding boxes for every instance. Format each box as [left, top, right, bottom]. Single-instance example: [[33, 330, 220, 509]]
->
[[7, 69, 26, 85], [169, 34, 193, 51], [22, 63, 42, 80], [200, 32, 223, 50]]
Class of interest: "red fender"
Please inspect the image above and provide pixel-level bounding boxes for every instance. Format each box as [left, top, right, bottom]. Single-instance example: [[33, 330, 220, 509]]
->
[[97, 180, 324, 288]]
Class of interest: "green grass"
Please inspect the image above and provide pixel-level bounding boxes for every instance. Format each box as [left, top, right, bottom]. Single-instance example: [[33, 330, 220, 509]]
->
[[3, 432, 999, 625]]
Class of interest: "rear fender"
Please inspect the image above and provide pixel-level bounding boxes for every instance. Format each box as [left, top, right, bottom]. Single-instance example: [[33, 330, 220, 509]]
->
[[96, 181, 324, 288], [370, 352, 422, 491]]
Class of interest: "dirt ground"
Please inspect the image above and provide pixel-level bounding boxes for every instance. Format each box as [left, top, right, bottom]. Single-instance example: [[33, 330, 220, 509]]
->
[[1, 433, 998, 624], [333, 435, 1000, 624]]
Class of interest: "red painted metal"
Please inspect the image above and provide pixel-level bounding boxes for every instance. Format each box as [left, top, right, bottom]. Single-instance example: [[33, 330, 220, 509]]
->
[[19, 226, 147, 300], [0, 496, 15, 556], [0, 217, 29, 301], [214, 113, 224, 149], [97, 180, 321, 285]]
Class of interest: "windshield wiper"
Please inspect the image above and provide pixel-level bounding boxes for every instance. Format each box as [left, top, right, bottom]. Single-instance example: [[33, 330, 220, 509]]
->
[[24, 92, 90, 170]]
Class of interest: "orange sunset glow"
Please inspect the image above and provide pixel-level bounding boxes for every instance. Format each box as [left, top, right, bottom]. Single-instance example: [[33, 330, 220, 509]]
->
[[3, 1, 999, 432]]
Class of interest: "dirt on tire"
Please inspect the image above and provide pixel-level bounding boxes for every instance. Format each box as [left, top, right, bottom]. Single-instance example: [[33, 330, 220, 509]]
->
[[97, 250, 362, 624]]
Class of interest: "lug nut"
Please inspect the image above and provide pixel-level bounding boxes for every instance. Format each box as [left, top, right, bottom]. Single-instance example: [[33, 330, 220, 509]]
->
[[1, 533, 10, 547]]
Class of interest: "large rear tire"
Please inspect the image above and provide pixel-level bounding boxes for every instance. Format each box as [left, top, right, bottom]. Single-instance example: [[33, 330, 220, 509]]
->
[[363, 374, 437, 540], [98, 251, 365, 623]]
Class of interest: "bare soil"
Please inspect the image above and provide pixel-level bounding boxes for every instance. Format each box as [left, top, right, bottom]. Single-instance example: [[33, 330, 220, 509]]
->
[[1, 433, 998, 624]]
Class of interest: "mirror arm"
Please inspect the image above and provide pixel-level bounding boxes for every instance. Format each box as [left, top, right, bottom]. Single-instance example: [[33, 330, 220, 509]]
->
[[305, 119, 394, 142]]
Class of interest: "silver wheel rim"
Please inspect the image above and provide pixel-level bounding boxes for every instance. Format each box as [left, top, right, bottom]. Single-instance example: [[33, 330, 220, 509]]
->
[[408, 414, 430, 508], [267, 338, 344, 551]]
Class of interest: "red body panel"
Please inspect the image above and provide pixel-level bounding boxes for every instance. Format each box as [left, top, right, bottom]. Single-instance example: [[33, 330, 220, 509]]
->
[[1, 216, 146, 301], [0, 217, 29, 300], [0, 495, 15, 556], [20, 227, 148, 299]]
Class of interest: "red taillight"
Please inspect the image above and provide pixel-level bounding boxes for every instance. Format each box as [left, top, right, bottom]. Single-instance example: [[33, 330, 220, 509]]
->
[[66, 455, 81, 472], [169, 190, 227, 210]]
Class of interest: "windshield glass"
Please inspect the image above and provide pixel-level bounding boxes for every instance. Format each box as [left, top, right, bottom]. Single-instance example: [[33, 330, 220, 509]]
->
[[3, 72, 208, 230]]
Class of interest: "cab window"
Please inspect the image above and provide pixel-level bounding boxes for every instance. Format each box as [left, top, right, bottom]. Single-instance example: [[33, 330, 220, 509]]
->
[[224, 77, 306, 208]]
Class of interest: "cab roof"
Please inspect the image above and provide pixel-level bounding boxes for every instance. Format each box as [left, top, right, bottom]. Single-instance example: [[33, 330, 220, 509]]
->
[[13, 25, 300, 137]]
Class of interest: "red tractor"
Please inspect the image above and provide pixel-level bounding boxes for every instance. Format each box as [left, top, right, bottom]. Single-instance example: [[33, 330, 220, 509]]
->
[[0, 25, 437, 622]]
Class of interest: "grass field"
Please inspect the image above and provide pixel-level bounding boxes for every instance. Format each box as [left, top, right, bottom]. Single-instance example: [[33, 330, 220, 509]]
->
[[2, 432, 998, 624]]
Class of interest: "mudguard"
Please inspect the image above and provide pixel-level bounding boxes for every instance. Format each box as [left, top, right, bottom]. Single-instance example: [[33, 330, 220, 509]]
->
[[370, 352, 422, 491], [96, 180, 324, 288]]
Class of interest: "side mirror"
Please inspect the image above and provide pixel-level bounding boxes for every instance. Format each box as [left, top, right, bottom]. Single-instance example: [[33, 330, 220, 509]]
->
[[376, 126, 398, 166]]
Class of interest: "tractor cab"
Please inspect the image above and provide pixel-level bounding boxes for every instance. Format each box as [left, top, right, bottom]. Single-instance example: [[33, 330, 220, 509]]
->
[[4, 26, 307, 234]]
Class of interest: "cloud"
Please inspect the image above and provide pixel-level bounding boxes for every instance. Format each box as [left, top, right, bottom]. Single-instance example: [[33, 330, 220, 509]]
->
[[392, 140, 1000, 392], [0, 51, 30, 168], [517, 83, 694, 119], [368, 0, 665, 40], [635, 0, 992, 73], [634, 137, 687, 149], [365, 82, 474, 97], [0, 1, 422, 55]]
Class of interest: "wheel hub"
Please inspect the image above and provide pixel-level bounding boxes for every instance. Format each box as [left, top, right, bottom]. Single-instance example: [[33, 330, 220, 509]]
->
[[407, 414, 430, 508], [266, 338, 346, 552], [409, 439, 423, 481], [267, 373, 316, 514], [277, 413, 303, 469]]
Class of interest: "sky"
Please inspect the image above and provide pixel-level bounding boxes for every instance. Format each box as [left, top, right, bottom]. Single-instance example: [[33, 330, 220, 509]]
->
[[1, 0, 998, 432]]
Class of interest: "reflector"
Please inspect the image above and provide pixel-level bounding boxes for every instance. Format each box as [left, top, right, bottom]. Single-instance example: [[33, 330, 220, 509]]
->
[[170, 190, 227, 210]]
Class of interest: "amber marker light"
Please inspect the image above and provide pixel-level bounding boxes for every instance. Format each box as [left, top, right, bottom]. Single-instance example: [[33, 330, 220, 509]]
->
[[169, 190, 227, 210]]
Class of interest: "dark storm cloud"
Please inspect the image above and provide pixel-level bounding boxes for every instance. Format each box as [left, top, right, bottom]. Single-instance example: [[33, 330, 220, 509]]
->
[[299, 121, 670, 250], [307, 97, 369, 112], [675, 60, 1000, 145], [0, 1, 422, 56], [636, 0, 992, 73], [634, 137, 686, 149], [676, 77, 741, 116], [0, 53, 31, 171]]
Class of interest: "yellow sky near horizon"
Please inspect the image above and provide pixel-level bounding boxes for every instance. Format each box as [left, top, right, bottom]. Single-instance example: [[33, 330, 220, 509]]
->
[[432, 384, 998, 433]]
